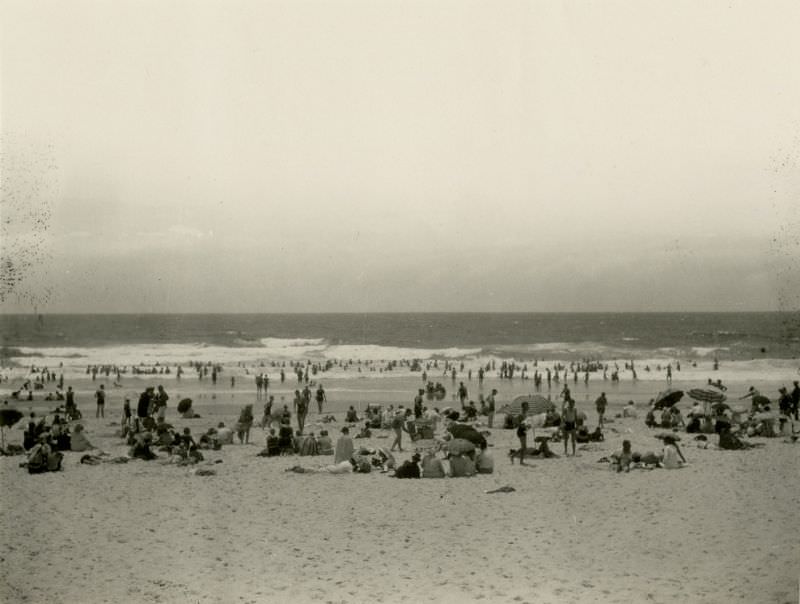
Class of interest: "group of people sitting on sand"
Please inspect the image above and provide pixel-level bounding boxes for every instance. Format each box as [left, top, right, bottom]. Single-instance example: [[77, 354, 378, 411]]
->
[[258, 425, 335, 457], [639, 383, 800, 455], [281, 424, 494, 478], [605, 435, 687, 472], [17, 408, 109, 472]]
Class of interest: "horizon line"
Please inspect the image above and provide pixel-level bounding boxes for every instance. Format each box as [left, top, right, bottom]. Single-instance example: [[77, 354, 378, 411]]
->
[[2, 310, 797, 316]]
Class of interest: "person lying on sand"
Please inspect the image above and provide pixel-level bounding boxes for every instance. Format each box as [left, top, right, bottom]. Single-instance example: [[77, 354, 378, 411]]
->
[[285, 457, 370, 474], [509, 436, 558, 462], [80, 454, 129, 465]]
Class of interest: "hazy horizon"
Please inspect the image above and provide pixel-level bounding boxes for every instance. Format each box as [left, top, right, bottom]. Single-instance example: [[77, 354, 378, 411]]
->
[[2, 1, 799, 314]]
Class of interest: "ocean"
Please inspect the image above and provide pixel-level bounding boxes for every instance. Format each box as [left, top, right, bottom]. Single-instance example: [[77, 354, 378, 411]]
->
[[1, 312, 798, 368]]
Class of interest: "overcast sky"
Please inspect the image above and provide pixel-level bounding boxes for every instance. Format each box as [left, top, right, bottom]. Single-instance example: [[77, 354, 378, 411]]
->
[[1, 0, 798, 312]]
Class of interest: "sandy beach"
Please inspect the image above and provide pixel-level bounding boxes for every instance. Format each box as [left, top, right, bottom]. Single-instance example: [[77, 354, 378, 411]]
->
[[1, 371, 798, 604]]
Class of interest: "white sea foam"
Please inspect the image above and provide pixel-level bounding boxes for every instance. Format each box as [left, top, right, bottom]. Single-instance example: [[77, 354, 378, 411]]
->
[[690, 347, 730, 357]]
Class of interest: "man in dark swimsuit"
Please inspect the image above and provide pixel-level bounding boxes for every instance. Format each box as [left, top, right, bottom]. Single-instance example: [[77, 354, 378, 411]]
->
[[516, 415, 528, 465], [562, 398, 578, 456]]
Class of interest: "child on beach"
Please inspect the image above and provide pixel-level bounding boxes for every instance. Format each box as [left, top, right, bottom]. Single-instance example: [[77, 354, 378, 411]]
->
[[612, 440, 633, 472]]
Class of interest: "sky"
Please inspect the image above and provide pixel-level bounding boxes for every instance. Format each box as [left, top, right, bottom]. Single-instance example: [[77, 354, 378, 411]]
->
[[1, 0, 799, 312]]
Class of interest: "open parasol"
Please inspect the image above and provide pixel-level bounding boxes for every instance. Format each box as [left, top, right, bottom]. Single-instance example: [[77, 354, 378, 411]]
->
[[447, 423, 487, 448], [499, 395, 554, 417], [177, 398, 193, 414], [0, 407, 23, 450], [445, 438, 476, 456], [653, 389, 684, 410], [687, 389, 727, 404]]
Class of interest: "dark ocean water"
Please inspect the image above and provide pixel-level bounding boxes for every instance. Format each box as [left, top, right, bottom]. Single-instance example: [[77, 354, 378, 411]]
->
[[1, 313, 798, 362]]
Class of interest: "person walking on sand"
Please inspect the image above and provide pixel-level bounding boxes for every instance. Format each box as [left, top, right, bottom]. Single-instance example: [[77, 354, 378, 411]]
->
[[315, 384, 327, 415], [95, 384, 106, 418], [390, 410, 406, 452], [562, 398, 578, 456]]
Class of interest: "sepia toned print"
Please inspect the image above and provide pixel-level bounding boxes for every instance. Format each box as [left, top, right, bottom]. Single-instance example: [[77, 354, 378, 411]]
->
[[1, 2, 798, 603]]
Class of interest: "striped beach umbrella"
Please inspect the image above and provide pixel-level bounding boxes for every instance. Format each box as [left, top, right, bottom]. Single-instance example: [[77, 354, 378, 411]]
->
[[687, 389, 727, 404], [499, 395, 555, 417], [688, 388, 727, 416]]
